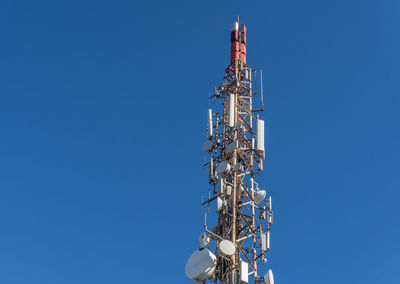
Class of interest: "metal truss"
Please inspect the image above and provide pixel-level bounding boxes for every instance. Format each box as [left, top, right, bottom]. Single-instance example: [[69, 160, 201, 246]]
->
[[202, 57, 273, 284]]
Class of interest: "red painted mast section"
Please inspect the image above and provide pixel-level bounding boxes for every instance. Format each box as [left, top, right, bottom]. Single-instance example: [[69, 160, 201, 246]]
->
[[230, 21, 247, 64]]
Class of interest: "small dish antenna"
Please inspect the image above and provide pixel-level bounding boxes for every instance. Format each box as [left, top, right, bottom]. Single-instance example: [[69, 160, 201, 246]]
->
[[201, 140, 213, 152], [264, 269, 274, 284], [199, 232, 209, 247], [254, 189, 266, 204], [219, 240, 235, 256], [216, 161, 231, 174], [252, 183, 266, 204]]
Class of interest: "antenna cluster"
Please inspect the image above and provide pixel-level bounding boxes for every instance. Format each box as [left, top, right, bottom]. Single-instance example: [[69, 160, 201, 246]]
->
[[185, 19, 275, 284]]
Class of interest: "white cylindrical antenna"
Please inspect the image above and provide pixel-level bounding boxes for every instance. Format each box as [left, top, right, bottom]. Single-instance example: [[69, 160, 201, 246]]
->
[[258, 158, 263, 171], [208, 109, 213, 138], [208, 157, 214, 183], [228, 93, 235, 127], [217, 197, 223, 212]]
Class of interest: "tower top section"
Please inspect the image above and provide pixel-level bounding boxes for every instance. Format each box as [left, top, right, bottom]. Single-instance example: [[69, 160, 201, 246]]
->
[[230, 20, 247, 64]]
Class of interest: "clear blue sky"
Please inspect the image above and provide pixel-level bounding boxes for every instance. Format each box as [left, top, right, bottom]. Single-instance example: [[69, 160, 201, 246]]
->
[[0, 0, 399, 283]]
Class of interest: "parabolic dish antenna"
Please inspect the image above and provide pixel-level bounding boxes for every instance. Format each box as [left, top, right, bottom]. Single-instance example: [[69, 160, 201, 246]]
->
[[216, 161, 231, 174], [185, 248, 216, 283], [219, 240, 235, 256], [201, 140, 213, 152], [264, 269, 274, 284], [254, 190, 266, 204]]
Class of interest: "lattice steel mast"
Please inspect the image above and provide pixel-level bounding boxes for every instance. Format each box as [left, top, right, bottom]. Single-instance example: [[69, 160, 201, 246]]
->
[[186, 18, 274, 284]]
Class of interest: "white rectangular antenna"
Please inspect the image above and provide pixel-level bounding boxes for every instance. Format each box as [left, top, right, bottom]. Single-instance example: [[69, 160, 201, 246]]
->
[[208, 158, 214, 183], [250, 138, 255, 167], [225, 185, 232, 196], [261, 232, 267, 252], [256, 117, 265, 158], [261, 231, 270, 253], [240, 260, 249, 283], [208, 109, 213, 138], [226, 140, 238, 154], [228, 93, 235, 127], [217, 178, 224, 195]]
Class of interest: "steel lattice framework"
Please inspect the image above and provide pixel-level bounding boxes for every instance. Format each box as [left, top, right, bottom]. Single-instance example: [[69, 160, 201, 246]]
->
[[200, 21, 273, 284]]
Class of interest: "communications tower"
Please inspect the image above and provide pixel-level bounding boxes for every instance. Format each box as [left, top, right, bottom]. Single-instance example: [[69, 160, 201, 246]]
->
[[185, 19, 275, 284]]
